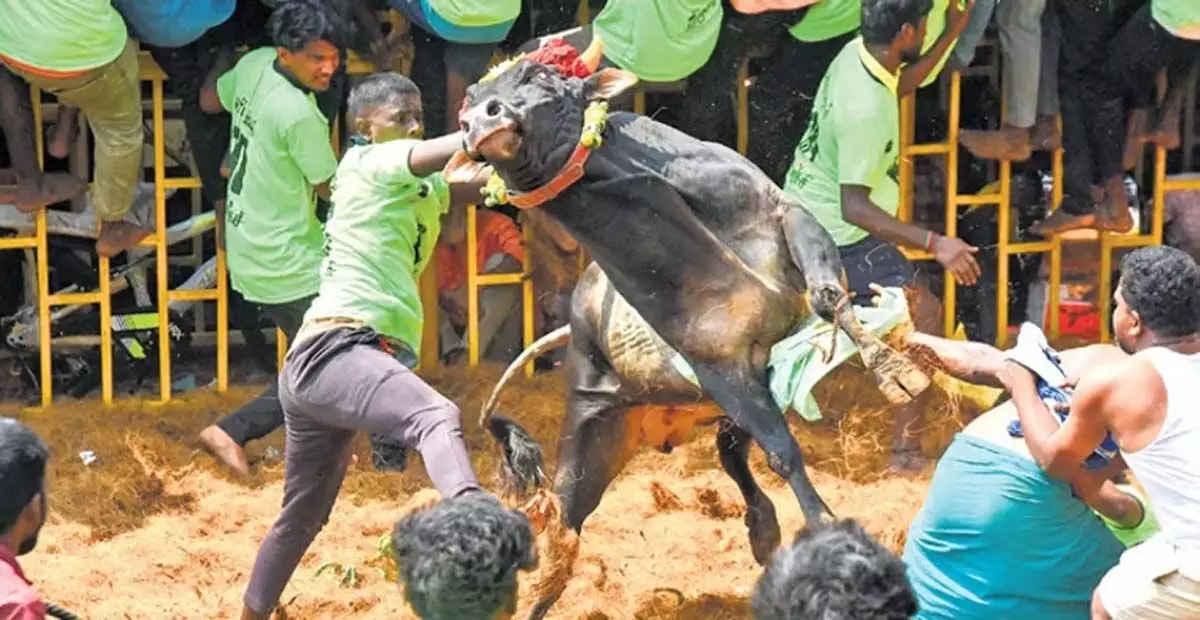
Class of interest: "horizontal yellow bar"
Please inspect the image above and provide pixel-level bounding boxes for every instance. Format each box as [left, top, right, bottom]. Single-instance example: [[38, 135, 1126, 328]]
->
[[955, 193, 1001, 206], [137, 51, 167, 80], [1006, 241, 1054, 254], [0, 237, 37, 250], [48, 292, 102, 306], [163, 177, 203, 190], [1105, 233, 1155, 248], [346, 52, 377, 75], [136, 235, 163, 249], [1163, 175, 1200, 191], [476, 273, 525, 286], [899, 248, 934, 261], [905, 143, 951, 156], [168, 289, 220, 302]]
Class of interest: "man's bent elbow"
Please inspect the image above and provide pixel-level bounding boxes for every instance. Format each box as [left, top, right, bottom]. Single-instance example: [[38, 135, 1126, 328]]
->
[[199, 88, 223, 115]]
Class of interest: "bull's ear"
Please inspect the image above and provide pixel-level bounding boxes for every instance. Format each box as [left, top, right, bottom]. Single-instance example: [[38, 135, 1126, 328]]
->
[[583, 68, 638, 102], [444, 150, 490, 185]]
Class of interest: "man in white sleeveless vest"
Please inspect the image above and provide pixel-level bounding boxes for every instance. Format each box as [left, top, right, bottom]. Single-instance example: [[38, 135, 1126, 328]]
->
[[998, 245, 1200, 619]]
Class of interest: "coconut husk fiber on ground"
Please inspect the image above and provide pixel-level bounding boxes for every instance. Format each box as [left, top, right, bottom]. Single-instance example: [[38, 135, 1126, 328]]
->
[[3, 352, 975, 619]]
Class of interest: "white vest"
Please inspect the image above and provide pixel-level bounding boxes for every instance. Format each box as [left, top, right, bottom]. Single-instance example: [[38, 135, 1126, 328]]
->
[[1125, 348, 1200, 579]]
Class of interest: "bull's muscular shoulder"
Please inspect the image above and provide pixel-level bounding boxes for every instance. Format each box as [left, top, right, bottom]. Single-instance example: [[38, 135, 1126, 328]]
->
[[605, 113, 775, 213]]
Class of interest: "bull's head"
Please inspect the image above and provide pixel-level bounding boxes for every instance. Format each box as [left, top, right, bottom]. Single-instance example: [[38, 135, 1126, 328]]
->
[[445, 59, 638, 194]]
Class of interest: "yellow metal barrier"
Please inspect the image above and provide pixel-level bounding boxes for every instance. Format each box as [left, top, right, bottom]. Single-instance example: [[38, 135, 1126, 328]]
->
[[0, 84, 53, 407], [464, 204, 537, 376], [898, 71, 1065, 345], [135, 52, 229, 402], [1096, 147, 1194, 342]]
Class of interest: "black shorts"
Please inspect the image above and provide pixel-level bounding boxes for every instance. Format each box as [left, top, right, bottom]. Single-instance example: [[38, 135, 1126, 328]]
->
[[837, 236, 916, 307]]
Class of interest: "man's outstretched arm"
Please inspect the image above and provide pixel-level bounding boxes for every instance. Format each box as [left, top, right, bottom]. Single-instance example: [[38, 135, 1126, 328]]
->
[[998, 360, 1118, 481], [904, 330, 1007, 387]]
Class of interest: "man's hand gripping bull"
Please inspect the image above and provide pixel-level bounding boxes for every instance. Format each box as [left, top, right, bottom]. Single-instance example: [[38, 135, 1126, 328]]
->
[[446, 39, 930, 617]]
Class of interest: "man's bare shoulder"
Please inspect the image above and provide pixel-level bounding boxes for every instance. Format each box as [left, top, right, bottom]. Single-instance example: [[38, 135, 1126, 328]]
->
[[1074, 353, 1164, 411], [1058, 343, 1126, 375]]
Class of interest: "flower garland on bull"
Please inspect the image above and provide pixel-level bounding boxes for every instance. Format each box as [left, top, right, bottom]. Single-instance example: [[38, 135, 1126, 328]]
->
[[463, 37, 610, 208]]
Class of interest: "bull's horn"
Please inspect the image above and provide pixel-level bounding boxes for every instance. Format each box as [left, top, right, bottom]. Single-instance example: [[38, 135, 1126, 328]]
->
[[479, 325, 572, 428]]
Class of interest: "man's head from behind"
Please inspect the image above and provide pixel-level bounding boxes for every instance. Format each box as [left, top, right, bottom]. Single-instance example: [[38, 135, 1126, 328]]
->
[[348, 73, 424, 143], [393, 492, 536, 620], [752, 519, 917, 620], [1114, 246, 1200, 354], [861, 0, 933, 64], [269, 0, 342, 92], [0, 419, 49, 557]]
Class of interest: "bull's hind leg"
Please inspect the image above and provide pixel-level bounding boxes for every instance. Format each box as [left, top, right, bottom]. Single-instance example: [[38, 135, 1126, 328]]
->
[[692, 361, 833, 526], [780, 203, 931, 404], [716, 420, 781, 564]]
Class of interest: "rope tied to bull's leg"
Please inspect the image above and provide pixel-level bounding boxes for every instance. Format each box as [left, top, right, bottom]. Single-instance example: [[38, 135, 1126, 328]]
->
[[821, 292, 852, 364]]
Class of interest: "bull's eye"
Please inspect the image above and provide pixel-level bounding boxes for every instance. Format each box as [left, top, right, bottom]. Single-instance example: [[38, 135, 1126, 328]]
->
[[486, 100, 502, 117]]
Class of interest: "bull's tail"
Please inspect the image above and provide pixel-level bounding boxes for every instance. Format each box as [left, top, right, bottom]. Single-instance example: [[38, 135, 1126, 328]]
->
[[481, 325, 572, 497]]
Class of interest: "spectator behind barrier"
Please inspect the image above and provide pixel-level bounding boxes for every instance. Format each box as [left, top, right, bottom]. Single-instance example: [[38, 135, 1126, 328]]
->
[[435, 207, 526, 365], [0, 418, 51, 619], [393, 493, 537, 620], [0, 0, 153, 257], [388, 0, 522, 135], [752, 519, 918, 620]]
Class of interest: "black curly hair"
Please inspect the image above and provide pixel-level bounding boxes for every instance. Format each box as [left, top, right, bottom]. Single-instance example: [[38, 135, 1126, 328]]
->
[[267, 0, 346, 52], [751, 519, 918, 620], [1119, 246, 1200, 339], [393, 492, 537, 619], [0, 418, 48, 536], [861, 0, 934, 46]]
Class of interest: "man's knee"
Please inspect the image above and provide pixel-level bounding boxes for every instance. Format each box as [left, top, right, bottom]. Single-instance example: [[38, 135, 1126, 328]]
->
[[423, 398, 465, 436]]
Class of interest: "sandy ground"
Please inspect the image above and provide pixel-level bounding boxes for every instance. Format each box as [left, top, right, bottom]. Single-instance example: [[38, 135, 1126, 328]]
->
[[0, 359, 994, 619]]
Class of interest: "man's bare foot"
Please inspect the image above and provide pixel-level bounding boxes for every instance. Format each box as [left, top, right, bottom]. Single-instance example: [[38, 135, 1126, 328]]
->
[[1029, 209, 1102, 237], [95, 220, 153, 257], [1030, 116, 1061, 151], [1150, 114, 1182, 151], [12, 173, 87, 212], [1097, 177, 1134, 233], [960, 126, 1033, 161], [199, 425, 251, 477]]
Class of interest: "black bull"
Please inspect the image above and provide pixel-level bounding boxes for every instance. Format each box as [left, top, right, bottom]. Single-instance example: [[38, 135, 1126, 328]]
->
[[446, 62, 930, 613]]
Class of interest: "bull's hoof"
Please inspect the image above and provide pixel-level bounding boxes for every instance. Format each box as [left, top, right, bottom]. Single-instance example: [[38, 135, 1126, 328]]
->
[[861, 342, 931, 405], [746, 497, 782, 566]]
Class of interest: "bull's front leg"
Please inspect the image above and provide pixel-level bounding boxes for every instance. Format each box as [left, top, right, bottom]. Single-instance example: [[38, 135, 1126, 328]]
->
[[780, 203, 931, 404]]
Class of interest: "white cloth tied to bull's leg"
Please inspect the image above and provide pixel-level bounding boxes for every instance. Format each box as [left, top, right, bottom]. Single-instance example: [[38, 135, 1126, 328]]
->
[[669, 286, 913, 422]]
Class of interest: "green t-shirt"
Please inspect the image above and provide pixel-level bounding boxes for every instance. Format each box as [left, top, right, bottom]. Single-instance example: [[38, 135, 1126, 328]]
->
[[1153, 0, 1200, 39], [782, 38, 900, 247], [217, 47, 338, 305], [919, 0, 958, 88], [593, 0, 723, 82], [789, 0, 861, 43], [425, 0, 521, 27], [790, 0, 957, 87], [304, 139, 451, 352], [0, 0, 127, 72]]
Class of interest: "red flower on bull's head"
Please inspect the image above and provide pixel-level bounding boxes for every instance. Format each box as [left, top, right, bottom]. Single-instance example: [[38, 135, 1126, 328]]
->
[[525, 37, 594, 79], [457, 38, 593, 124]]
